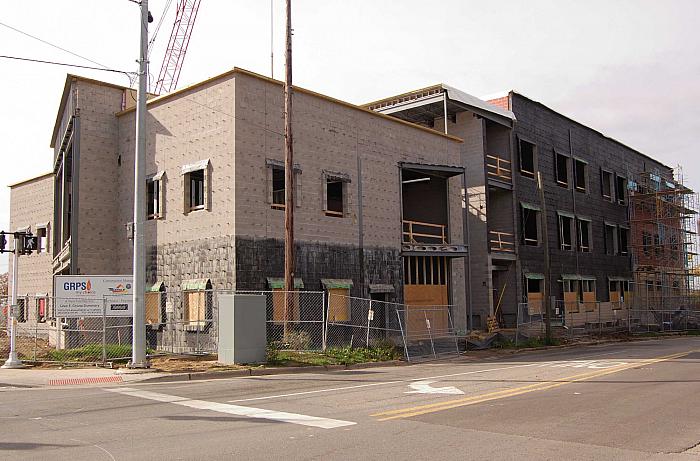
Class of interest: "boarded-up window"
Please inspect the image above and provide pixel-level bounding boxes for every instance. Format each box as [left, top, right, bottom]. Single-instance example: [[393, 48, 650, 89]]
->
[[185, 291, 208, 327], [581, 280, 596, 311], [327, 288, 350, 322], [562, 280, 579, 313], [145, 292, 162, 325], [527, 278, 543, 314], [271, 289, 300, 322]]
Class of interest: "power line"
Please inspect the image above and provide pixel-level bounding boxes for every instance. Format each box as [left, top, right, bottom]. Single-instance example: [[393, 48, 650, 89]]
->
[[0, 55, 135, 76], [148, 0, 174, 58], [0, 20, 111, 70]]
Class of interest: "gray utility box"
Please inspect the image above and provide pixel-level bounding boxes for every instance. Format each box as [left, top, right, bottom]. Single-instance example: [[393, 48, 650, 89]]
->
[[218, 294, 267, 364]]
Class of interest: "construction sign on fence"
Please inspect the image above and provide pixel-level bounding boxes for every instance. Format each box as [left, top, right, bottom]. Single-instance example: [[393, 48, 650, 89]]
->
[[54, 275, 134, 317]]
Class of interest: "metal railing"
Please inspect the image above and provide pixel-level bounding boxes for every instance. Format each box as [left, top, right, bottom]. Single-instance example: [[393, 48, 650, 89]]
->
[[402, 220, 447, 244]]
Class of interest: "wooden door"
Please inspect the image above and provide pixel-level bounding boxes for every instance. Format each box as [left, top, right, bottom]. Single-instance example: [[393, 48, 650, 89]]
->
[[403, 256, 449, 336]]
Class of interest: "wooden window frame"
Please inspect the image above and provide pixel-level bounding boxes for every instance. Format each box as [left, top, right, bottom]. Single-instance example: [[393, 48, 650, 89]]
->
[[573, 158, 588, 193], [521, 204, 540, 246], [554, 152, 570, 188], [604, 223, 618, 255], [147, 173, 165, 220], [601, 169, 614, 201], [518, 138, 537, 180], [558, 213, 574, 251], [615, 175, 627, 205], [265, 159, 302, 211], [576, 217, 592, 253], [182, 160, 210, 214], [35, 224, 49, 254], [323, 171, 351, 218]]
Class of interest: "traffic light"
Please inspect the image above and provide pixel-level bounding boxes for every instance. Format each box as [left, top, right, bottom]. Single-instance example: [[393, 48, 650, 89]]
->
[[21, 233, 38, 255], [0, 232, 5, 252]]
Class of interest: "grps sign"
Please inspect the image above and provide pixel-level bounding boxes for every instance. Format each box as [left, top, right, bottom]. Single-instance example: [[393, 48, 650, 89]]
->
[[54, 275, 134, 318]]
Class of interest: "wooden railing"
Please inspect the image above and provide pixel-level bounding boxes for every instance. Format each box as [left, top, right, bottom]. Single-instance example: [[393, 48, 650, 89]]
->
[[486, 154, 512, 182], [489, 230, 515, 253], [403, 220, 447, 244]]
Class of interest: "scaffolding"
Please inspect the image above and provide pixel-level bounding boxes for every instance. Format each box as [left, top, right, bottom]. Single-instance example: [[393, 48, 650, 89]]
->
[[629, 168, 699, 313]]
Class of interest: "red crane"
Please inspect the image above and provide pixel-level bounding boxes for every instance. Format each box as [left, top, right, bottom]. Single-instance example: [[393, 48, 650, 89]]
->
[[153, 0, 202, 95]]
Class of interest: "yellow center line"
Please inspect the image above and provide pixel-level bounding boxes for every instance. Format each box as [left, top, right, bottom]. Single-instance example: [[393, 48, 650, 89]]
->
[[372, 350, 692, 421]]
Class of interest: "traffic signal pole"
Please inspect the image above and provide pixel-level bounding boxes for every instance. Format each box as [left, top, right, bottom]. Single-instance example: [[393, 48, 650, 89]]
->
[[2, 234, 24, 368]]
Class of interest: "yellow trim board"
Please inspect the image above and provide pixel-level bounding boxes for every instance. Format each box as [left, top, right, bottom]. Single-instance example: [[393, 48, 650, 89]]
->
[[114, 67, 462, 143], [372, 350, 692, 421]]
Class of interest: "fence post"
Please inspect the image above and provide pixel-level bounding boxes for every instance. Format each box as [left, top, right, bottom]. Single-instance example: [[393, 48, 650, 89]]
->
[[102, 297, 107, 367], [366, 300, 372, 347], [515, 303, 520, 348], [395, 308, 409, 362], [322, 291, 327, 352]]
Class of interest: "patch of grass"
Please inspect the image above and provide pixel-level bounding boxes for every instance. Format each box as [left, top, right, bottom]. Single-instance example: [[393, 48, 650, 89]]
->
[[496, 337, 561, 349], [266, 342, 401, 367], [47, 344, 153, 362]]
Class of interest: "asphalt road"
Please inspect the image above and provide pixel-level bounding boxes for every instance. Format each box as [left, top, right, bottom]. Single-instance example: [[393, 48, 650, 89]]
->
[[1, 337, 699, 460]]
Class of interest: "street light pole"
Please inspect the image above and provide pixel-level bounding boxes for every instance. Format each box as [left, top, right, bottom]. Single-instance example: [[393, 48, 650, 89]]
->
[[129, 0, 149, 368], [2, 235, 23, 368]]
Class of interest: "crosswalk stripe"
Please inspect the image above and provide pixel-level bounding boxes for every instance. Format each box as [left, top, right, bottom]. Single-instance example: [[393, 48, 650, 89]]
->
[[105, 387, 356, 429]]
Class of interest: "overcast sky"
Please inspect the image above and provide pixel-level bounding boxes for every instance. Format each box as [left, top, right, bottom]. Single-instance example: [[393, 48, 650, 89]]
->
[[1, 0, 698, 272]]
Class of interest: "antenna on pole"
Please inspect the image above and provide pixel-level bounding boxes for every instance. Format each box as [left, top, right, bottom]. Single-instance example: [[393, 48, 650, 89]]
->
[[270, 0, 274, 79]]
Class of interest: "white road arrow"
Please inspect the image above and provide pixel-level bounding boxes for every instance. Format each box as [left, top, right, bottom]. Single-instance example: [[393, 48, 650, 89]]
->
[[405, 380, 464, 395]]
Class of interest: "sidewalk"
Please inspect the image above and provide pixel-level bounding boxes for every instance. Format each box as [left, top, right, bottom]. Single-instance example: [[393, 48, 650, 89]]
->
[[0, 366, 168, 388]]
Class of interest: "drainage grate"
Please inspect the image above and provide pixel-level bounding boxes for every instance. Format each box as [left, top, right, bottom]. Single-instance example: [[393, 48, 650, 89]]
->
[[48, 376, 124, 386]]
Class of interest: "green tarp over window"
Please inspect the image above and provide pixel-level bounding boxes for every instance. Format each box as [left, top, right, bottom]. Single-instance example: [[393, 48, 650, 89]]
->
[[321, 279, 354, 289], [266, 278, 304, 289], [181, 278, 211, 291], [146, 282, 165, 292]]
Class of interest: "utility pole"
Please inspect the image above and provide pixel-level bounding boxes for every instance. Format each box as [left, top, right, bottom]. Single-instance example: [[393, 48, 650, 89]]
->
[[537, 172, 553, 345], [2, 235, 23, 368], [130, 0, 150, 368], [283, 0, 294, 339]]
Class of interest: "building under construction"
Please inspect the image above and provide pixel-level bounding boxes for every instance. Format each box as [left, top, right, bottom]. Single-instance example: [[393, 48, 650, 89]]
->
[[629, 169, 699, 314]]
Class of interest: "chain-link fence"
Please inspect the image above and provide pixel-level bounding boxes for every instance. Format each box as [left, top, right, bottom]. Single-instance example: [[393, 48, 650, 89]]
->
[[324, 293, 459, 361], [517, 296, 700, 343], [1, 290, 463, 365]]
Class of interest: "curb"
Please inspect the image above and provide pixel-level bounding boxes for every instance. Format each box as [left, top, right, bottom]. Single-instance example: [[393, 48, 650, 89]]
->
[[140, 359, 406, 384]]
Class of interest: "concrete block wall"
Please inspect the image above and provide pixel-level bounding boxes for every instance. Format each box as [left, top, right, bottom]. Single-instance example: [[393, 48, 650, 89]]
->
[[448, 111, 492, 328], [74, 80, 124, 275], [8, 174, 55, 298], [232, 71, 465, 324], [510, 92, 672, 303], [116, 74, 237, 289]]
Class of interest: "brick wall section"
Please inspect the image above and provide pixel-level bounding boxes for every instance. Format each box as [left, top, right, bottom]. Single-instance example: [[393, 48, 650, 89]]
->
[[510, 93, 672, 302], [487, 96, 510, 112], [9, 174, 55, 299], [74, 80, 124, 275]]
